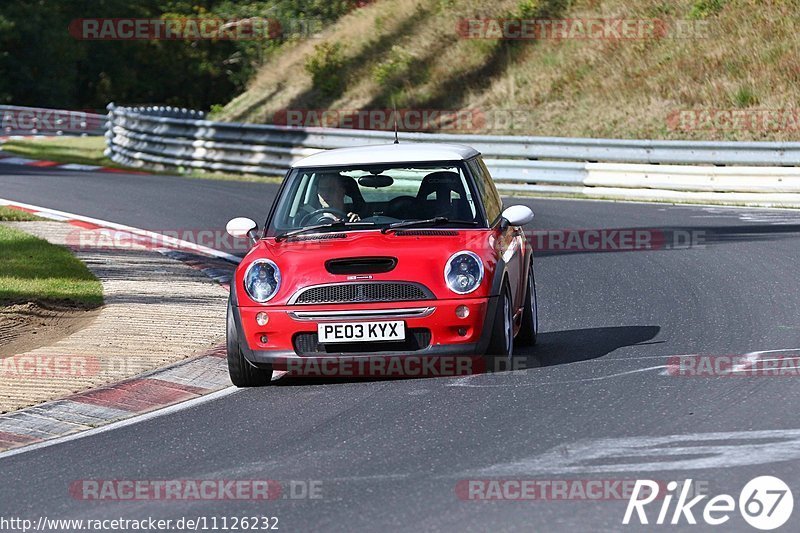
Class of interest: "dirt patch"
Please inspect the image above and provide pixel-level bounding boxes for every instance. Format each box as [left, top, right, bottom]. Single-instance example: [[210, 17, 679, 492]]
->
[[0, 302, 102, 358]]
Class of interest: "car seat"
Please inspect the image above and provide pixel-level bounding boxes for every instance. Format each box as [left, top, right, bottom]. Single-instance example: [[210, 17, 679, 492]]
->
[[416, 171, 471, 220]]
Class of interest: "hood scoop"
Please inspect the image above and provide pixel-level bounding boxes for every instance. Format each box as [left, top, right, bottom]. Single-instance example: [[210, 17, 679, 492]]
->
[[326, 256, 397, 275]]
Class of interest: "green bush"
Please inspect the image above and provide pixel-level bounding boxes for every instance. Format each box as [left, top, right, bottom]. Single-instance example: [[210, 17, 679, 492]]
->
[[305, 42, 346, 98], [733, 85, 758, 108], [689, 0, 727, 19], [518, 0, 572, 19], [373, 46, 414, 88]]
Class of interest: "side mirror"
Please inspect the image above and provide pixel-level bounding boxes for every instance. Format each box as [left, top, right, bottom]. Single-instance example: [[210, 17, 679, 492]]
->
[[226, 217, 259, 245], [501, 205, 534, 228]]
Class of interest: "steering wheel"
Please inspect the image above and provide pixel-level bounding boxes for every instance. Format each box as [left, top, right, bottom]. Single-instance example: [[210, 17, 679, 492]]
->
[[300, 208, 349, 226]]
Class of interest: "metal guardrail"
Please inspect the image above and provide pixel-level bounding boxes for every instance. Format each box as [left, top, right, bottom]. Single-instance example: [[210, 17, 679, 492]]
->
[[103, 103, 800, 201], [0, 105, 105, 136]]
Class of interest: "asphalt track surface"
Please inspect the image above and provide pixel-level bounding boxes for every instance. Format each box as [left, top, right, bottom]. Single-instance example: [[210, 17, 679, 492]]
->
[[2, 163, 800, 531]]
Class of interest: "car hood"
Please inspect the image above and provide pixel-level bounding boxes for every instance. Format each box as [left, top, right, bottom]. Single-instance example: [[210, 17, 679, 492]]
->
[[236, 229, 497, 305]]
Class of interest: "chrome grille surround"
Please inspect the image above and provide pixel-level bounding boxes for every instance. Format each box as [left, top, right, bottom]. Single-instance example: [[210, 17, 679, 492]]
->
[[288, 282, 434, 305]]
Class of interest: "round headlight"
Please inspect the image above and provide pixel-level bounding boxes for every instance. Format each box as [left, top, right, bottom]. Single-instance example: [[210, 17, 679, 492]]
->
[[244, 259, 281, 303], [445, 251, 484, 294]]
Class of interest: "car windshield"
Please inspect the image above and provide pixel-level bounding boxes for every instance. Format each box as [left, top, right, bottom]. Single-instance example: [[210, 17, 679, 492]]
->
[[267, 162, 484, 236]]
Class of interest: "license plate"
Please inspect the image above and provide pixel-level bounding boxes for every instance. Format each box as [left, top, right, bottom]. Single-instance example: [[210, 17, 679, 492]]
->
[[317, 321, 405, 343]]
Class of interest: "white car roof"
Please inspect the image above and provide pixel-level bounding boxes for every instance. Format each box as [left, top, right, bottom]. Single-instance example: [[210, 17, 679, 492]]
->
[[291, 143, 481, 169]]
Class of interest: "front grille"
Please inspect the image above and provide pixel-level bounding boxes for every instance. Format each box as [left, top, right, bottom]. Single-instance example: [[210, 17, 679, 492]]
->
[[291, 282, 433, 305], [294, 328, 432, 355]]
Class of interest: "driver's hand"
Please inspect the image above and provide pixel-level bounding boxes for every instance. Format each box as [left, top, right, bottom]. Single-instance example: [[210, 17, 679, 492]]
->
[[347, 212, 361, 222]]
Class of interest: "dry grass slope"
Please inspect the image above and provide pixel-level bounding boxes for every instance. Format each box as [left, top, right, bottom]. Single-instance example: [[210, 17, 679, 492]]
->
[[216, 0, 800, 141]]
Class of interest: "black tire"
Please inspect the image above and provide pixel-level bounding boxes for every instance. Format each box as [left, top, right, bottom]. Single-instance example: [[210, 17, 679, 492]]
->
[[484, 283, 514, 372], [227, 301, 273, 387], [516, 261, 538, 347]]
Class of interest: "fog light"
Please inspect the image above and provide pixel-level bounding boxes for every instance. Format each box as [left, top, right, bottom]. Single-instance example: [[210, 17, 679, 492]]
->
[[457, 327, 468, 337], [455, 305, 470, 319], [256, 312, 269, 326], [260, 335, 269, 344]]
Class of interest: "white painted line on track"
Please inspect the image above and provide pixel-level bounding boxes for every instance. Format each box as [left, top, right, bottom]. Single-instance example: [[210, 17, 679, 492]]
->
[[448, 365, 669, 388], [0, 157, 37, 165], [59, 163, 103, 171], [0, 387, 239, 461], [655, 348, 800, 376], [465, 428, 800, 475], [0, 197, 242, 263]]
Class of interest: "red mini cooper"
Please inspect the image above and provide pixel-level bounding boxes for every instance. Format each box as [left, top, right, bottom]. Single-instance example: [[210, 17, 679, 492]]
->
[[225, 143, 537, 386]]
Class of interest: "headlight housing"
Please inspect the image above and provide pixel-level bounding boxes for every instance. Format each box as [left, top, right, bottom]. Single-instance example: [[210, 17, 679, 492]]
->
[[444, 251, 484, 294], [244, 259, 281, 303]]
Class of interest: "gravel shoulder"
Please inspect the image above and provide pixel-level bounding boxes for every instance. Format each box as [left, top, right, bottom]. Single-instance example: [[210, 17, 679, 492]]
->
[[0, 302, 101, 358], [0, 221, 229, 413]]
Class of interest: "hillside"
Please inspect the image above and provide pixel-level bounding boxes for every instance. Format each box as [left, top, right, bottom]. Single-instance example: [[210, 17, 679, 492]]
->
[[215, 0, 800, 141]]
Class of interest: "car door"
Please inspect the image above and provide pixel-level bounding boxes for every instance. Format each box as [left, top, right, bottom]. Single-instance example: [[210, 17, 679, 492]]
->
[[469, 158, 527, 313]]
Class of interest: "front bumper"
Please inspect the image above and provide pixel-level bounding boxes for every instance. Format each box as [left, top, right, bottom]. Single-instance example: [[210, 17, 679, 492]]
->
[[233, 297, 496, 366]]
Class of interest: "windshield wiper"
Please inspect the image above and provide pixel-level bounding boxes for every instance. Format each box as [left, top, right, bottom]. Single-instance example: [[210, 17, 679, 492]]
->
[[275, 221, 375, 242], [381, 217, 478, 234]]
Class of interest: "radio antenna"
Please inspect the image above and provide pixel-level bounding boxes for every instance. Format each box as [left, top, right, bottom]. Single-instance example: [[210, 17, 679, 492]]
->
[[392, 98, 399, 144]]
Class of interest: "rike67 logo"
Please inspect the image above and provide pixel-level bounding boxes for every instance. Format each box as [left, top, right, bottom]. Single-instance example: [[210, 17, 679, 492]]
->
[[624, 476, 793, 530]]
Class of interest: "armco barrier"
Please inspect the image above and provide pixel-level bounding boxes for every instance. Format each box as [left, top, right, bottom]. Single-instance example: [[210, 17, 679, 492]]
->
[[100, 103, 800, 206]]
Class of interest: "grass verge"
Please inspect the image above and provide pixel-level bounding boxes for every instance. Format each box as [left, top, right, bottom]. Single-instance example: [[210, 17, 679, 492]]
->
[[0, 223, 103, 307], [0, 206, 44, 222], [2, 136, 112, 167], [1, 136, 282, 183]]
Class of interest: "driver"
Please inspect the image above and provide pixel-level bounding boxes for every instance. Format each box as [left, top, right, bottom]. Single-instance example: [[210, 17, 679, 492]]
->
[[316, 173, 361, 222]]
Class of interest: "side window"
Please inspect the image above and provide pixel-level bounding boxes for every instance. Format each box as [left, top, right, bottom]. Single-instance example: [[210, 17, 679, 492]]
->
[[469, 158, 503, 224], [275, 172, 309, 227]]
